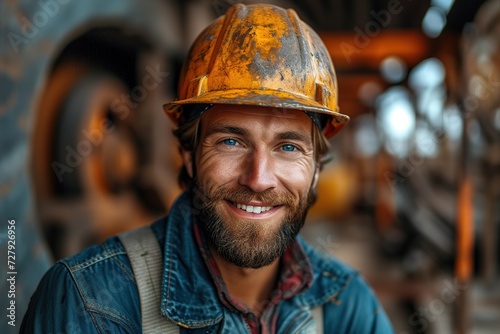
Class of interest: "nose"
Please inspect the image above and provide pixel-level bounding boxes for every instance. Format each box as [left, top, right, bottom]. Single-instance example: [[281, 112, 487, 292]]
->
[[238, 148, 278, 193]]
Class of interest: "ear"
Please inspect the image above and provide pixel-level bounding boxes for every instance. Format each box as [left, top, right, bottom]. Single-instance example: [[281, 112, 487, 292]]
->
[[180, 148, 194, 178]]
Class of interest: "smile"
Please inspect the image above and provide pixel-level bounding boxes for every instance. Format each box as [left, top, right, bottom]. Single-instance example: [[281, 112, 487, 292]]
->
[[231, 202, 274, 214]]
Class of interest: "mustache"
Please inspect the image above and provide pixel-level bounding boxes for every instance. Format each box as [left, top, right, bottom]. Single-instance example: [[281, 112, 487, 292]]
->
[[195, 182, 295, 207]]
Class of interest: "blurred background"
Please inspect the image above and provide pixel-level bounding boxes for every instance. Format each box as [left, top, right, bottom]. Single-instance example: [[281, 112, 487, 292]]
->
[[0, 0, 499, 333]]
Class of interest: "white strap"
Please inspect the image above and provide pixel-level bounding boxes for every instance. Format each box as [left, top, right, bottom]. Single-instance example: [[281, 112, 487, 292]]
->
[[312, 305, 324, 333], [118, 227, 178, 334]]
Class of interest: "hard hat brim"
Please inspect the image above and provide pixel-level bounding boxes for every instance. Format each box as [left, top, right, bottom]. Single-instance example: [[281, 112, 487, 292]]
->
[[163, 88, 349, 138]]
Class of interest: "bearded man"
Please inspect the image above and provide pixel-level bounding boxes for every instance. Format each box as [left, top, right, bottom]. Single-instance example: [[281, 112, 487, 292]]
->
[[22, 4, 394, 333]]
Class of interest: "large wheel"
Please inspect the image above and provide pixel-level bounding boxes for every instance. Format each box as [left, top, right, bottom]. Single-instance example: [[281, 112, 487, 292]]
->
[[33, 61, 166, 258]]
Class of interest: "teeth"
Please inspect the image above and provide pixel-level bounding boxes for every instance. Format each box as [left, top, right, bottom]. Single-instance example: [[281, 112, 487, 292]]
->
[[234, 203, 273, 213]]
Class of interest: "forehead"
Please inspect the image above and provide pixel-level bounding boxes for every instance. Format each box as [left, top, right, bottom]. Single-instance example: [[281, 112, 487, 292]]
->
[[200, 105, 314, 134]]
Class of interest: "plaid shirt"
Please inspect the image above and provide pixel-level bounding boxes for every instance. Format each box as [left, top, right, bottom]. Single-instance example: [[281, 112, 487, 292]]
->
[[193, 223, 314, 334]]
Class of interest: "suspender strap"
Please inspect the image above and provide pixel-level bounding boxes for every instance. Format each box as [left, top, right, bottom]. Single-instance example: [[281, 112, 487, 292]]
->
[[312, 306, 323, 333], [119, 226, 324, 333], [118, 227, 178, 334]]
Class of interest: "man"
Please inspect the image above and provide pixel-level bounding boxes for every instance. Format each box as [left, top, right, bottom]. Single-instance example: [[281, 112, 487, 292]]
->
[[22, 3, 394, 333]]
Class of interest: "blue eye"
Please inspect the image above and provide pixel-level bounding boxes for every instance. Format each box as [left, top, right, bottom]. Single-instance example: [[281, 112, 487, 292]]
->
[[281, 144, 296, 152], [223, 138, 237, 146]]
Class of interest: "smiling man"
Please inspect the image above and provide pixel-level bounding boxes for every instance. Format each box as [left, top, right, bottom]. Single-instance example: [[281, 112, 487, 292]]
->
[[22, 3, 394, 333], [193, 106, 318, 269]]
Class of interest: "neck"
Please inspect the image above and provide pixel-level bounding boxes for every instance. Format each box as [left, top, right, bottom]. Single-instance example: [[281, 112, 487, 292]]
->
[[211, 249, 280, 317]]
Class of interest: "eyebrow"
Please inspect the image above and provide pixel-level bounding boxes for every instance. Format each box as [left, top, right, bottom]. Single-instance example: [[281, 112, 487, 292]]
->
[[276, 131, 311, 144], [205, 125, 249, 137]]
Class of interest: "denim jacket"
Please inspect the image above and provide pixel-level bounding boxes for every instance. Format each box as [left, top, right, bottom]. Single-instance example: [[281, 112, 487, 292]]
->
[[21, 192, 394, 333]]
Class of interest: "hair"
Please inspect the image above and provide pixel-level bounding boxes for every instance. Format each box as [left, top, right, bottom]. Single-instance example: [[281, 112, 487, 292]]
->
[[172, 107, 331, 189]]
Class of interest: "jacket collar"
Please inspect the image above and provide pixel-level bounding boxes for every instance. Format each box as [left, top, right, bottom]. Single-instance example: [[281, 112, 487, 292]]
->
[[293, 237, 353, 307], [160, 192, 354, 328], [160, 192, 223, 328]]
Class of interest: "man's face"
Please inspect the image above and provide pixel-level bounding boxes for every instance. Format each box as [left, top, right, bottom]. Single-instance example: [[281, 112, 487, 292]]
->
[[184, 105, 319, 269]]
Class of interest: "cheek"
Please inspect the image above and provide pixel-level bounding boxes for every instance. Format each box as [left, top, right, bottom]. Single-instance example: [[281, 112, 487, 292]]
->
[[196, 152, 241, 186], [275, 159, 315, 192]]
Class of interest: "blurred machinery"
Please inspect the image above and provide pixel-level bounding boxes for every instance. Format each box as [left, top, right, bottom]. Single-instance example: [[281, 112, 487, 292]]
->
[[463, 0, 500, 282], [32, 28, 182, 258], [0, 1, 187, 330]]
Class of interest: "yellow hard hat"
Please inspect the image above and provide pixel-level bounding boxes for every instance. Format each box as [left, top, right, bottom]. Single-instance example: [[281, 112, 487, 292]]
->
[[164, 3, 349, 138]]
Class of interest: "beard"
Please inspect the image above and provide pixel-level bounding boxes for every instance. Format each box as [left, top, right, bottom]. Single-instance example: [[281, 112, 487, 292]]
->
[[191, 180, 317, 269]]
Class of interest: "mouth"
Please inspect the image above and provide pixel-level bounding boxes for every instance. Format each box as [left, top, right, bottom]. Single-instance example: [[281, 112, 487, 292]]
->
[[230, 201, 276, 214]]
